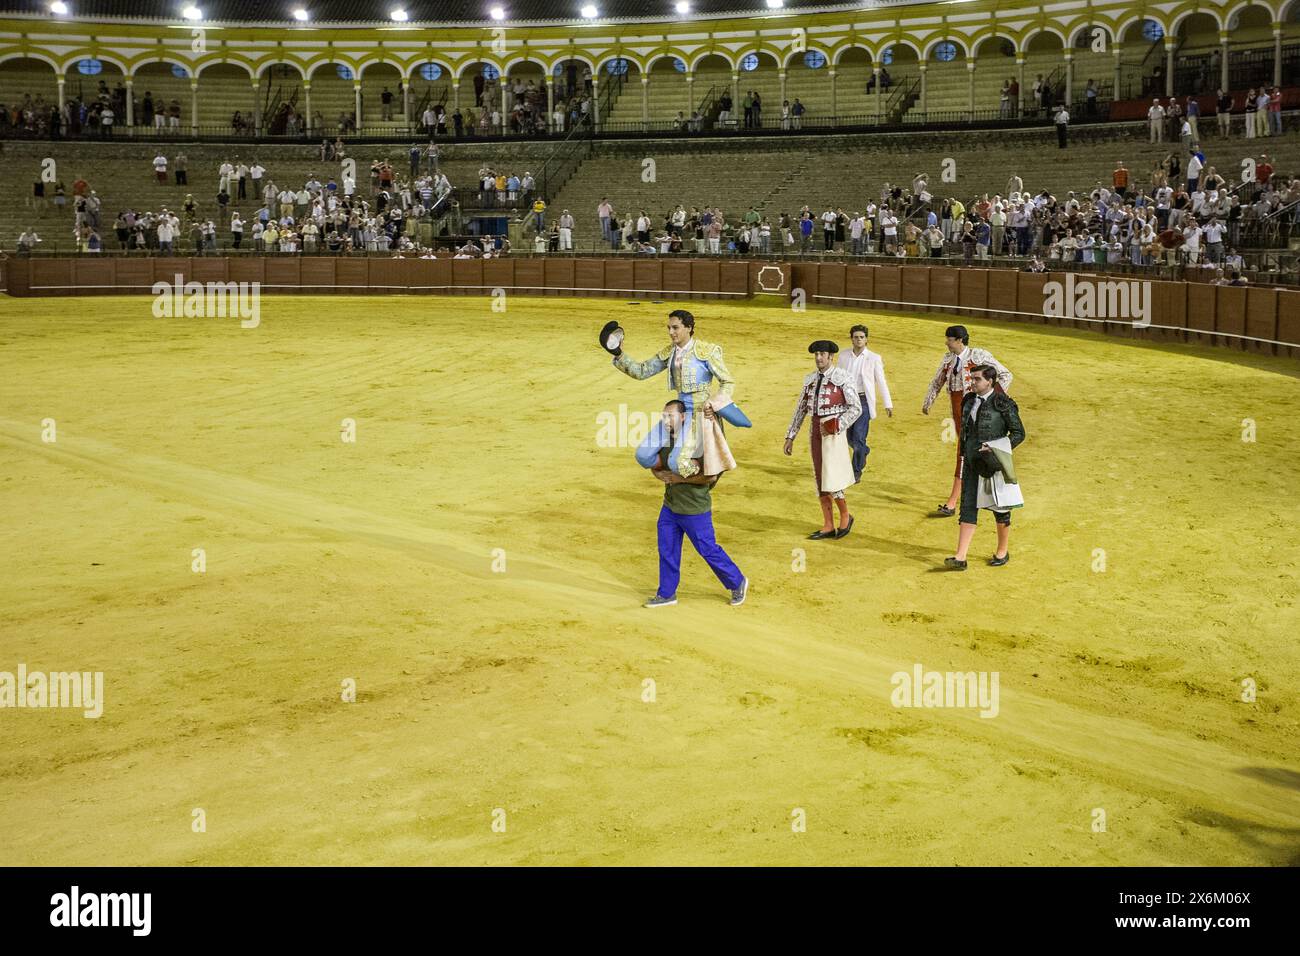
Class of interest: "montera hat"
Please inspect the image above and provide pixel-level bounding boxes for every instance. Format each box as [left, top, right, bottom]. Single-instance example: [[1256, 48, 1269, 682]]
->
[[808, 340, 839, 354], [599, 320, 625, 354]]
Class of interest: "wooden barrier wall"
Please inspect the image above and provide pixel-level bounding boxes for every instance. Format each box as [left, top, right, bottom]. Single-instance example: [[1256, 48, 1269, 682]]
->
[[3, 257, 1298, 358]]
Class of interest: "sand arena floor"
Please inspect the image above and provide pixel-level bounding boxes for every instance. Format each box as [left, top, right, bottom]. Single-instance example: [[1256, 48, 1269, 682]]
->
[[0, 293, 1296, 865]]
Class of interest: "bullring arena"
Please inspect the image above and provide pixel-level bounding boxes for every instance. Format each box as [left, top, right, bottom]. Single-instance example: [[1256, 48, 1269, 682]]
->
[[0, 0, 1298, 871]]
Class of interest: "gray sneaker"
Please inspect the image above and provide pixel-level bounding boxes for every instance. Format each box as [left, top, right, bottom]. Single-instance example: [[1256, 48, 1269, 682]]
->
[[729, 577, 748, 606], [644, 594, 678, 608]]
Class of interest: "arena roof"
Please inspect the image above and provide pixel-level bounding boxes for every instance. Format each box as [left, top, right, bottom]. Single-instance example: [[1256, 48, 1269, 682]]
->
[[0, 0, 923, 28]]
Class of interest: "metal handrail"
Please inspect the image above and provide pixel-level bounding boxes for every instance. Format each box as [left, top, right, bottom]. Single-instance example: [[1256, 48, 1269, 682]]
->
[[883, 75, 916, 121]]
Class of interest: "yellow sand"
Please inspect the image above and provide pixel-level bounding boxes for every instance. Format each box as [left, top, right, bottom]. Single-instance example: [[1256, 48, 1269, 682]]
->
[[0, 293, 1297, 866]]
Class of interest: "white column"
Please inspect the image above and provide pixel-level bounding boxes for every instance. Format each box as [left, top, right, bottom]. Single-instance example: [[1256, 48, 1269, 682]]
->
[[303, 83, 312, 132], [1063, 51, 1073, 107], [501, 80, 508, 133], [829, 68, 837, 120], [731, 72, 739, 111], [1113, 46, 1122, 101], [685, 72, 693, 114], [56, 76, 65, 112], [253, 80, 262, 134], [641, 74, 649, 129], [354, 83, 362, 131], [919, 62, 928, 115], [1164, 38, 1174, 97], [1219, 35, 1230, 90], [453, 80, 460, 109], [779, 69, 786, 105], [874, 65, 882, 119], [190, 81, 198, 132], [967, 60, 976, 118], [592, 76, 600, 127], [125, 78, 134, 126], [1273, 24, 1283, 87], [546, 75, 555, 129], [403, 79, 410, 124], [1016, 57, 1025, 115]]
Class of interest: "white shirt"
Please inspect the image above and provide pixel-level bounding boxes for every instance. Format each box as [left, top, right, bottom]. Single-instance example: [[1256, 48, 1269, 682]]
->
[[836, 347, 893, 419], [250, 165, 265, 179], [153, 155, 167, 171], [969, 391, 990, 423]]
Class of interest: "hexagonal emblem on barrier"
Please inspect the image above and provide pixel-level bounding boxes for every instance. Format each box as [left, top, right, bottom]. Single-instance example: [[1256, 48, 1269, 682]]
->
[[756, 264, 786, 294]]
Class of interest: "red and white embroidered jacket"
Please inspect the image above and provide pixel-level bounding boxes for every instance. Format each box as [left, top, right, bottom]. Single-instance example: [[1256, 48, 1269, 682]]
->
[[787, 366, 863, 440]]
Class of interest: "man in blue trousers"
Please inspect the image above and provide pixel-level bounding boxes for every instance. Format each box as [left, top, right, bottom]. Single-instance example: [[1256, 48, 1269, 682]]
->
[[645, 399, 747, 608]]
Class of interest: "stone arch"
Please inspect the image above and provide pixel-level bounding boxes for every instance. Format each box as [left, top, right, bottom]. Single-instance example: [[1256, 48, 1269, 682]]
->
[[196, 61, 258, 129], [408, 59, 453, 124], [922, 35, 972, 61], [1225, 2, 1275, 30], [357, 60, 402, 130], [1019, 25, 1068, 54], [62, 50, 130, 77], [253, 59, 299, 82], [831, 41, 873, 66], [1066, 22, 1114, 49], [1169, 7, 1225, 35], [501, 53, 547, 76], [307, 59, 361, 134], [782, 43, 832, 69], [688, 49, 736, 72], [129, 60, 192, 127], [783, 45, 833, 115], [0, 53, 59, 113]]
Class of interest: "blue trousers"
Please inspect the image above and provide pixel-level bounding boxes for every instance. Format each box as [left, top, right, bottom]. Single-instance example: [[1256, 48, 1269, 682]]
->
[[656, 506, 743, 599], [848, 397, 872, 480]]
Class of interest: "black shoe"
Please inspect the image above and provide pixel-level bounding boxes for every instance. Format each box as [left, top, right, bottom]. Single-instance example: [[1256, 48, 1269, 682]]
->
[[943, 557, 968, 571], [835, 515, 855, 539], [989, 553, 1010, 567], [934, 504, 956, 517], [808, 529, 833, 539]]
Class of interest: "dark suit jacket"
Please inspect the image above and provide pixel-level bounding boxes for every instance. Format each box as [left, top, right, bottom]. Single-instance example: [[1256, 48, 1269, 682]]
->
[[961, 391, 1025, 473]]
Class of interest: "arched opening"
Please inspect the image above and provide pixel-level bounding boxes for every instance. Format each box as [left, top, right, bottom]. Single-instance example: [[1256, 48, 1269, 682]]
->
[[0, 57, 59, 134], [919, 39, 969, 118], [457, 60, 504, 132], [973, 36, 1017, 117], [198, 62, 256, 133], [644, 54, 689, 124], [359, 61, 402, 132], [834, 46, 874, 119], [502, 59, 545, 135], [307, 61, 360, 135], [63, 56, 126, 134], [1219, 5, 1279, 91], [259, 63, 305, 135], [131, 61, 189, 129], [599, 58, 643, 131], [1068, 26, 1114, 110], [1020, 31, 1065, 116], [782, 48, 830, 125], [731, 51, 779, 129], [1174, 12, 1223, 95], [409, 61, 452, 132], [1118, 18, 1167, 100], [876, 42, 919, 120], [547, 57, 593, 132]]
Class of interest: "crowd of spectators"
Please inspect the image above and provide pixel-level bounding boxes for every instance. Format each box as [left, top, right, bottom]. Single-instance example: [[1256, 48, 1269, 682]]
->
[[1, 80, 182, 139]]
